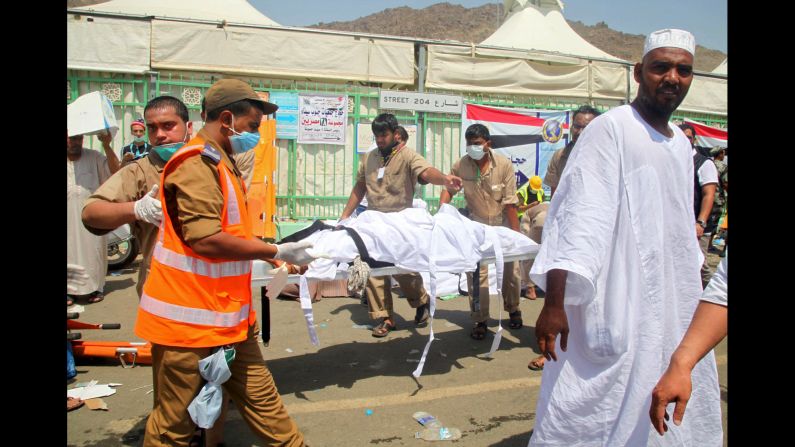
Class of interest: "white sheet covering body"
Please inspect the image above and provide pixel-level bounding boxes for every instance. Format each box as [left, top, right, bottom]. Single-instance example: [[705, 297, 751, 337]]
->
[[528, 105, 722, 446], [303, 205, 536, 280]]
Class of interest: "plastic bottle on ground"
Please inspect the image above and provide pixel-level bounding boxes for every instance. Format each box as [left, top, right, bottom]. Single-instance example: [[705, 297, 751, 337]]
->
[[413, 411, 462, 441]]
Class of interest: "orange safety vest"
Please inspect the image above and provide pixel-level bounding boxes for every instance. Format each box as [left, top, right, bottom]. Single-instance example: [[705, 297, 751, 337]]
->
[[134, 136, 256, 347]]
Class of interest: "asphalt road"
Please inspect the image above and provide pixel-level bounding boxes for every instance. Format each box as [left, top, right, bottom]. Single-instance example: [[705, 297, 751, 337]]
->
[[67, 253, 727, 446]]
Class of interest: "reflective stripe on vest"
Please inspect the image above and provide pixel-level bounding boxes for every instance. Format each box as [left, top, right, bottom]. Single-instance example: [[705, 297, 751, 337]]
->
[[153, 241, 250, 278], [140, 292, 249, 327], [224, 173, 242, 225]]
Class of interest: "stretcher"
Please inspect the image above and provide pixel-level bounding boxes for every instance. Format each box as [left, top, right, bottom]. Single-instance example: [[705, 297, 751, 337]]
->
[[67, 312, 151, 367], [250, 252, 535, 287], [251, 251, 537, 347], [70, 341, 152, 368]]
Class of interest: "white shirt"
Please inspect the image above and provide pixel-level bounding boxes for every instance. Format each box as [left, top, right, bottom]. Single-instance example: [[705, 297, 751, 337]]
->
[[701, 248, 727, 306], [528, 106, 722, 446], [692, 147, 719, 187], [67, 149, 111, 295]]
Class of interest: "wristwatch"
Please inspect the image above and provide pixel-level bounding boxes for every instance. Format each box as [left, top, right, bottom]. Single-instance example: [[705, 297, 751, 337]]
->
[[696, 220, 707, 228]]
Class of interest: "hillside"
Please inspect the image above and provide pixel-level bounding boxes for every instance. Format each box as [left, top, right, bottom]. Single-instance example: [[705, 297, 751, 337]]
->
[[311, 2, 726, 72]]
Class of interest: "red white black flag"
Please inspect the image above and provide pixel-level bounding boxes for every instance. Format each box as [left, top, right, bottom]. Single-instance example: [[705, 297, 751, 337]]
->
[[461, 104, 568, 187], [684, 118, 728, 149]]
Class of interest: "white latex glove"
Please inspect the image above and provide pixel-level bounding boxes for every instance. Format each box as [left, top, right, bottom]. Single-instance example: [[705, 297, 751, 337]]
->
[[134, 184, 163, 226], [273, 241, 320, 266], [336, 217, 354, 228], [67, 264, 89, 294]]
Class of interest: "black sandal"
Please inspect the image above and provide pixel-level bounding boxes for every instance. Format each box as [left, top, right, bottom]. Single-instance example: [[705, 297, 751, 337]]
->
[[87, 291, 104, 304], [414, 302, 430, 325], [372, 320, 396, 338], [508, 310, 523, 329], [470, 321, 487, 340]]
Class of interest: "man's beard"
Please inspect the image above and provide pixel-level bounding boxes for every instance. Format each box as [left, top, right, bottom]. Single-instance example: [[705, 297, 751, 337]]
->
[[638, 83, 687, 118]]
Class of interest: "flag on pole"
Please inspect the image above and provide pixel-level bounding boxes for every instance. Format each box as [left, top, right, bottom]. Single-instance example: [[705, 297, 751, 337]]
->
[[684, 118, 728, 148], [461, 104, 568, 188]]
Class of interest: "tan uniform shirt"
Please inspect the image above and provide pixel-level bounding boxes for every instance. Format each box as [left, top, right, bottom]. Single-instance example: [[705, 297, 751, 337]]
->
[[451, 151, 518, 226], [84, 151, 166, 296], [543, 141, 575, 190], [234, 149, 256, 189], [356, 146, 431, 212], [83, 140, 254, 295], [164, 128, 248, 245]]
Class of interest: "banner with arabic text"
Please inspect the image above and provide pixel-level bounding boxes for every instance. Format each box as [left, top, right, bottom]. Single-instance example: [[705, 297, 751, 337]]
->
[[298, 94, 348, 145]]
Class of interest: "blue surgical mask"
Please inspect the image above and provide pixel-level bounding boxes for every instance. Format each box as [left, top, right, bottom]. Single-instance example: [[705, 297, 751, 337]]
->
[[228, 116, 261, 154], [133, 136, 147, 144], [152, 142, 184, 161], [152, 128, 189, 161]]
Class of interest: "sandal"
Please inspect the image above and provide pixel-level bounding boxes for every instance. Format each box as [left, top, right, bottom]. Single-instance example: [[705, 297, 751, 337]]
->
[[470, 321, 487, 340], [87, 291, 104, 304], [528, 355, 545, 371], [67, 397, 84, 412], [372, 320, 396, 338], [508, 310, 523, 329], [414, 303, 430, 325]]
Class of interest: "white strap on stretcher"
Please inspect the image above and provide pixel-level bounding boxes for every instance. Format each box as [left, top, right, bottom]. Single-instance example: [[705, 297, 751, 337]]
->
[[412, 221, 442, 378], [483, 225, 505, 358], [299, 275, 320, 346]]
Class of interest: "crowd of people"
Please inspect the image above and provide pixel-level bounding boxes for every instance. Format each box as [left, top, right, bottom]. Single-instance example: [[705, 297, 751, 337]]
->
[[67, 28, 727, 446]]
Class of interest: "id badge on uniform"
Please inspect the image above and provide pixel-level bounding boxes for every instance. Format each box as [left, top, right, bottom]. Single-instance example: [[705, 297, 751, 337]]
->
[[377, 167, 385, 180]]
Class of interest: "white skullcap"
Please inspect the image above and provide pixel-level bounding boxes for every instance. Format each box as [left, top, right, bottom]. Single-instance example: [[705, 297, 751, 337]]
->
[[643, 29, 695, 57]]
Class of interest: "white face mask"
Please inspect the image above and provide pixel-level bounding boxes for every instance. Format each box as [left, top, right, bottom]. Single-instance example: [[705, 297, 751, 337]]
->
[[466, 144, 486, 160]]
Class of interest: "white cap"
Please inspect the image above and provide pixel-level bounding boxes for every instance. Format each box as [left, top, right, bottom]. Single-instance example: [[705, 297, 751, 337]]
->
[[643, 29, 695, 57]]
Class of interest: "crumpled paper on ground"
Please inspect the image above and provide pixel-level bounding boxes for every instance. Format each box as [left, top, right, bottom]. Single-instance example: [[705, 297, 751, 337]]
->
[[67, 381, 118, 400]]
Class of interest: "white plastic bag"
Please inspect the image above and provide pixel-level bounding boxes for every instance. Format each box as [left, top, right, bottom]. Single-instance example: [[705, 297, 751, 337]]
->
[[187, 348, 233, 429]]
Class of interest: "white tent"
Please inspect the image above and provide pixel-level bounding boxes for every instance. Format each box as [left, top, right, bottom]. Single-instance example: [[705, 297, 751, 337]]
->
[[67, 1, 415, 83], [71, 0, 280, 26], [425, 0, 631, 102], [712, 58, 727, 75], [424, 0, 726, 115], [481, 0, 623, 62]]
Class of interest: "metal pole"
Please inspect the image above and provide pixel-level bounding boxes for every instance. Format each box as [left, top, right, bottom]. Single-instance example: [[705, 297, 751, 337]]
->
[[147, 71, 158, 100], [416, 44, 429, 199], [626, 65, 632, 103]]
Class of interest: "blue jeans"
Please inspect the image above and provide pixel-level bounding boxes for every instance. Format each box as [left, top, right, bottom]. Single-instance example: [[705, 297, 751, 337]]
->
[[67, 340, 76, 380]]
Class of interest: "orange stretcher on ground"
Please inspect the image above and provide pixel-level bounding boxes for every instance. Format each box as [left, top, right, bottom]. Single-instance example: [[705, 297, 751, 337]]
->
[[67, 314, 152, 367], [70, 340, 152, 367]]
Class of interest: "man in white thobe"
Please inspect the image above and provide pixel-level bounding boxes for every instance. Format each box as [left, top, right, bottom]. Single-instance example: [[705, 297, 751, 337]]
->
[[67, 131, 119, 302], [528, 29, 723, 446]]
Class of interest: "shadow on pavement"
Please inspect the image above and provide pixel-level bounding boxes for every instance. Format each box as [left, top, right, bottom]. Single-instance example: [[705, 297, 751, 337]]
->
[[264, 299, 540, 396]]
